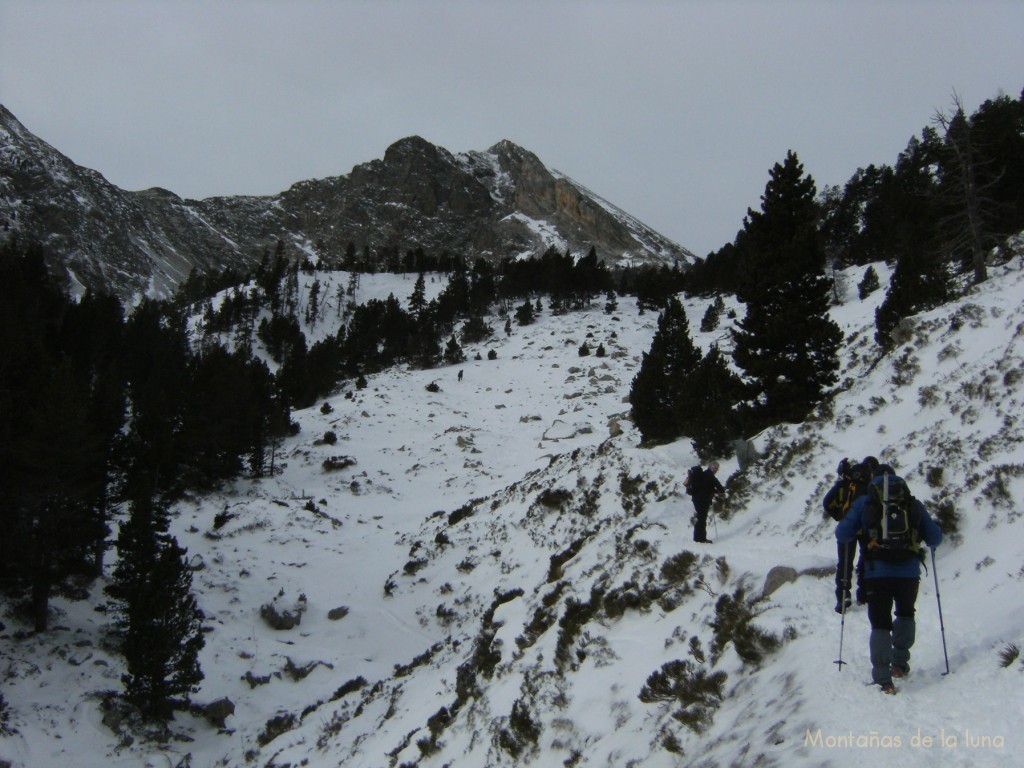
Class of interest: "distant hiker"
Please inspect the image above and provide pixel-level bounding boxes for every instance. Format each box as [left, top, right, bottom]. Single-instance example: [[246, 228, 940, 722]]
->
[[836, 464, 942, 694], [823, 457, 875, 612], [458, 369, 464, 382], [685, 461, 724, 543]]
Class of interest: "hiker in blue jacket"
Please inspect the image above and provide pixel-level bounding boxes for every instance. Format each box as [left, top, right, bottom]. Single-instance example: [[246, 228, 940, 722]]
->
[[836, 465, 943, 693]]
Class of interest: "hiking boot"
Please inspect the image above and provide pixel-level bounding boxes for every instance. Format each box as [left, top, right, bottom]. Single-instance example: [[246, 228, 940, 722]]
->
[[891, 665, 909, 678], [879, 682, 898, 695]]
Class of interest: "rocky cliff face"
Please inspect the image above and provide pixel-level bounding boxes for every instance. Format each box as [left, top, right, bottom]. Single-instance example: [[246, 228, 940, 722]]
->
[[1, 105, 695, 300], [0, 105, 259, 299]]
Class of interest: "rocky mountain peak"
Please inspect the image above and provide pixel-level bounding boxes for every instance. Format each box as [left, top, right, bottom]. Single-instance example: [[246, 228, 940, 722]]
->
[[1, 106, 696, 300], [382, 134, 451, 164], [486, 138, 538, 166]]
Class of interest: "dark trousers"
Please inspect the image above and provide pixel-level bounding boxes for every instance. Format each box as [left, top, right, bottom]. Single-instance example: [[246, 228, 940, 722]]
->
[[692, 498, 711, 542], [865, 577, 920, 684], [835, 537, 867, 599], [866, 577, 919, 629]]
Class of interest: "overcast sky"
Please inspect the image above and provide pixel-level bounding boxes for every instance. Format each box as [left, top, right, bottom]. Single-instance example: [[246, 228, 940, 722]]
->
[[2, 1, 1022, 257]]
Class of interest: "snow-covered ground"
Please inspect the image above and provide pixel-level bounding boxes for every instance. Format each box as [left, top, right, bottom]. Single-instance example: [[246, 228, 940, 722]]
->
[[2, 258, 1023, 768]]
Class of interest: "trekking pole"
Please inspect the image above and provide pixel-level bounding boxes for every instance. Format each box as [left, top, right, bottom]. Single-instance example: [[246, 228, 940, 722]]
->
[[834, 542, 852, 671], [931, 547, 951, 675], [834, 597, 848, 670]]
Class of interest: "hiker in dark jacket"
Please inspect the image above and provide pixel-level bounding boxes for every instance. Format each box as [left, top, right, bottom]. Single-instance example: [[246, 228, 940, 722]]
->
[[690, 462, 724, 543], [836, 465, 942, 693], [823, 457, 875, 612]]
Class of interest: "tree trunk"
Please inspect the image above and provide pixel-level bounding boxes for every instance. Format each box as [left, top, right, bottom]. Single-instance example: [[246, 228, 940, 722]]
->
[[936, 98, 989, 284], [962, 153, 988, 284], [32, 565, 50, 632]]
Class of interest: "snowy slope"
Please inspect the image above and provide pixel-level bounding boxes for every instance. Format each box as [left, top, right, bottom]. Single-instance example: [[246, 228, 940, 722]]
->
[[2, 257, 1024, 768]]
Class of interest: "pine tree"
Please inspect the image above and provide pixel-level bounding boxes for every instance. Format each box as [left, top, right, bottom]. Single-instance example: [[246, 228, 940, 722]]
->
[[675, 347, 743, 461], [461, 315, 493, 345], [857, 266, 880, 299], [306, 279, 321, 326], [734, 150, 819, 300], [872, 134, 953, 346], [732, 152, 843, 430], [931, 93, 1009, 284], [409, 272, 428, 318], [411, 319, 442, 370], [335, 282, 347, 319], [515, 300, 535, 326], [874, 245, 952, 346], [444, 335, 466, 365], [121, 299, 190, 502], [817, 165, 891, 267], [700, 296, 725, 333], [629, 297, 702, 444], [967, 90, 1024, 243], [468, 258, 497, 315], [16, 362, 106, 630], [112, 494, 205, 720], [435, 262, 470, 327]]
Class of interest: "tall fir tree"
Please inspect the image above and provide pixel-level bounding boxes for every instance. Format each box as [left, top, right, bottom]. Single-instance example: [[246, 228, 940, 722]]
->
[[434, 261, 470, 328], [674, 347, 744, 460], [121, 299, 191, 502], [59, 290, 126, 573], [966, 90, 1024, 243], [731, 151, 843, 430], [408, 272, 428, 318], [111, 493, 205, 720], [468, 258, 497, 315], [16, 361, 106, 630], [411, 318, 442, 370], [873, 133, 953, 346], [629, 297, 702, 444]]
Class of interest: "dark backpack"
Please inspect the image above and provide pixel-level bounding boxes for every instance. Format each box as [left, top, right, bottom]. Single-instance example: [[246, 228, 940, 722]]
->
[[863, 474, 922, 562], [824, 481, 854, 522], [823, 461, 867, 522], [683, 465, 702, 496]]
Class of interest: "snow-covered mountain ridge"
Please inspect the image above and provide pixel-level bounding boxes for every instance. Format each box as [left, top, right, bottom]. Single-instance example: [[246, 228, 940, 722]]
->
[[2, 255, 1024, 768], [0, 105, 694, 302]]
